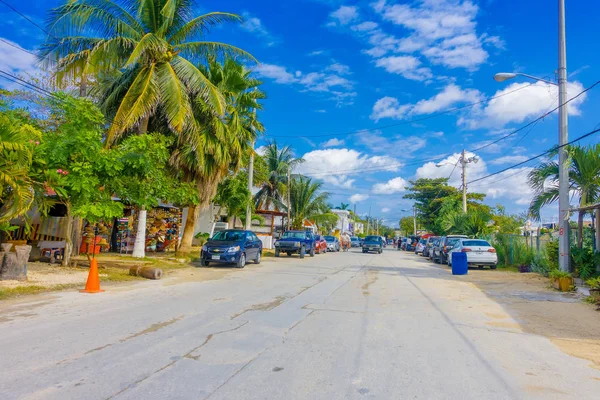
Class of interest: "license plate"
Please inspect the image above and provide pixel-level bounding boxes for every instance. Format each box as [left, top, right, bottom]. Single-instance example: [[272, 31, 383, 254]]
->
[[211, 255, 221, 260]]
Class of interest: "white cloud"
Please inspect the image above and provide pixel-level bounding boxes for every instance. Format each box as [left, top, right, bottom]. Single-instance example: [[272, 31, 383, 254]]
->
[[381, 207, 391, 213], [255, 146, 267, 156], [488, 155, 529, 165], [315, 109, 327, 113], [350, 193, 369, 203], [374, 56, 432, 81], [241, 14, 278, 46], [322, 138, 345, 147], [330, 6, 359, 26], [254, 63, 297, 84], [375, 0, 490, 70], [415, 152, 534, 206], [372, 177, 408, 194], [460, 81, 587, 129], [296, 148, 401, 188], [0, 38, 40, 90], [326, 63, 352, 75], [429, 131, 444, 137], [308, 50, 325, 56], [255, 62, 355, 105], [357, 130, 427, 158], [371, 84, 482, 121], [351, 21, 378, 32]]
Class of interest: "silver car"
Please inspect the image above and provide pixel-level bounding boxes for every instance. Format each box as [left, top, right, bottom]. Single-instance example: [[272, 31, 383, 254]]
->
[[324, 235, 340, 252]]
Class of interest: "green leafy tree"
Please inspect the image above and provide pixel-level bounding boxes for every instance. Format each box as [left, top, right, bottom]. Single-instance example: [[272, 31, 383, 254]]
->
[[41, 0, 253, 142], [38, 95, 124, 266], [335, 203, 350, 210], [171, 58, 264, 254], [528, 144, 600, 248], [403, 178, 486, 233], [492, 205, 524, 234], [213, 172, 252, 230], [254, 141, 304, 211], [400, 216, 414, 236]]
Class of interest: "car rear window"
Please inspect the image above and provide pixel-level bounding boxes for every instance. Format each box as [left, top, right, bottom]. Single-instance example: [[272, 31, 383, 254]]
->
[[365, 236, 380, 241], [419, 239, 426, 244], [462, 240, 491, 247], [324, 236, 335, 241]]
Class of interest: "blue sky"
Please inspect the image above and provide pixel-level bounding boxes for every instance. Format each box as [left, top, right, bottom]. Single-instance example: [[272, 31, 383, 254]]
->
[[1, 0, 599, 227]]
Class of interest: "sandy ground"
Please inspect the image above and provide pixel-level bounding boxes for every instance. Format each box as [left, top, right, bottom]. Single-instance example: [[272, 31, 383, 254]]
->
[[456, 267, 600, 370], [0, 262, 89, 289]]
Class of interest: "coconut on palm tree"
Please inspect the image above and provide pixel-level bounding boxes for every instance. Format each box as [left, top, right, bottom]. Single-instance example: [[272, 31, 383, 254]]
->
[[528, 144, 600, 248], [254, 141, 304, 211], [171, 58, 265, 254], [41, 0, 254, 142]]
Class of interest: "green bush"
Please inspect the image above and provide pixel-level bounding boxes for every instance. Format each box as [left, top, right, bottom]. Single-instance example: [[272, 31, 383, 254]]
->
[[571, 246, 599, 280], [530, 253, 551, 277], [545, 240, 559, 270], [549, 269, 572, 279], [585, 277, 600, 289]]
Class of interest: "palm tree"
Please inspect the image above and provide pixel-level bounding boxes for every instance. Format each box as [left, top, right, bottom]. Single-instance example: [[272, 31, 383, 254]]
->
[[41, 0, 253, 143], [171, 58, 265, 254], [254, 141, 304, 211], [528, 144, 600, 248], [286, 177, 330, 229], [335, 202, 350, 210]]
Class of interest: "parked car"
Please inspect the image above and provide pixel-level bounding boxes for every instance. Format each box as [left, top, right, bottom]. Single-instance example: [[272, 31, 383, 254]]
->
[[200, 229, 262, 268], [447, 239, 498, 269], [423, 236, 439, 258], [404, 236, 418, 251], [350, 236, 361, 248], [274, 230, 316, 258], [314, 235, 328, 254], [399, 237, 407, 251], [362, 235, 383, 254], [415, 239, 427, 255], [324, 235, 340, 252], [432, 235, 469, 264]]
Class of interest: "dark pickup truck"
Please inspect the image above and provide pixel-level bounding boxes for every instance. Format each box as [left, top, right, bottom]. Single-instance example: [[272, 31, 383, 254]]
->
[[274, 230, 316, 258]]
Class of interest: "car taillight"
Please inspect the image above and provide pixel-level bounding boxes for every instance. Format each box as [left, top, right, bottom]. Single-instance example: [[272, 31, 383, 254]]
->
[[461, 248, 471, 252], [487, 248, 496, 253]]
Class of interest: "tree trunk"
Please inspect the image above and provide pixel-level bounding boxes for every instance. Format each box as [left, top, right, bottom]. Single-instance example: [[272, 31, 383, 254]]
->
[[178, 205, 198, 256], [72, 217, 83, 256], [577, 211, 584, 249], [232, 215, 237, 229], [62, 204, 73, 267], [132, 207, 147, 258], [138, 115, 150, 135]]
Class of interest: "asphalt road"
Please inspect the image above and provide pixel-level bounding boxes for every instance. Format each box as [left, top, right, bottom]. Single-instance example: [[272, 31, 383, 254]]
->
[[1, 249, 599, 399]]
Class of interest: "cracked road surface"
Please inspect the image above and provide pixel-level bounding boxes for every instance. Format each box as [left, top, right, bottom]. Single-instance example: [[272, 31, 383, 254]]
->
[[1, 249, 599, 399]]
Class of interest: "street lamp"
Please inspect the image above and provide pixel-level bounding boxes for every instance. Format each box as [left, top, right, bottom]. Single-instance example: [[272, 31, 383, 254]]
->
[[491, 0, 569, 273], [401, 207, 416, 236]]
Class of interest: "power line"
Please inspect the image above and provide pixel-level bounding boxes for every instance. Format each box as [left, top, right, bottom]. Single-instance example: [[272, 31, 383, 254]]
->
[[0, 37, 39, 57], [468, 127, 600, 185], [0, 69, 55, 96], [264, 84, 533, 139], [471, 79, 600, 152], [0, 0, 54, 38]]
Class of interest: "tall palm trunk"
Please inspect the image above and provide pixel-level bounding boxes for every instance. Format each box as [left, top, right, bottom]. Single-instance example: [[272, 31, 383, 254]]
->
[[178, 205, 198, 255], [577, 211, 584, 249], [132, 206, 147, 258]]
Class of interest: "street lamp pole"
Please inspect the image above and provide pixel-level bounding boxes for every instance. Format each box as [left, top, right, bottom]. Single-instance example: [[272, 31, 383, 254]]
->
[[557, 0, 570, 272], [491, 0, 570, 272], [412, 205, 417, 236]]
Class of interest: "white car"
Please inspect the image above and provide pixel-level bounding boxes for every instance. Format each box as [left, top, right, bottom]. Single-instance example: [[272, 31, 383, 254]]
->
[[447, 239, 498, 269], [415, 239, 426, 254]]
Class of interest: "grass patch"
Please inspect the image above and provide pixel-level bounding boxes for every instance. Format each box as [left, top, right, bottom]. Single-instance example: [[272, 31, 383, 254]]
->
[[263, 249, 275, 258], [99, 267, 143, 282], [0, 283, 80, 301], [496, 264, 520, 273]]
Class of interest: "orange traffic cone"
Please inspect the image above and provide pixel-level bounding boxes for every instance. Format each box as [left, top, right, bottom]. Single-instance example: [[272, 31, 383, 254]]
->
[[80, 258, 105, 293]]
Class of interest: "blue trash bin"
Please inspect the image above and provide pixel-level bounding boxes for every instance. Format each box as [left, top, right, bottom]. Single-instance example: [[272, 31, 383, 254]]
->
[[452, 252, 468, 275]]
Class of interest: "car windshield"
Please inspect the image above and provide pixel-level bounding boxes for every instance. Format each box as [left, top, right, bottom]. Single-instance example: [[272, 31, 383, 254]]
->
[[351, 237, 359, 241], [282, 231, 307, 239], [419, 239, 426, 244], [462, 240, 492, 247], [324, 236, 336, 242], [315, 235, 321, 240], [212, 230, 245, 241], [364, 236, 380, 241]]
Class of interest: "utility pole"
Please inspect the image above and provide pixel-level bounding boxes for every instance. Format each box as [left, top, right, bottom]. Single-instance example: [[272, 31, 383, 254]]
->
[[557, 0, 570, 272], [366, 206, 371, 235], [461, 149, 467, 213], [287, 166, 291, 231], [413, 205, 417, 236], [245, 140, 255, 230]]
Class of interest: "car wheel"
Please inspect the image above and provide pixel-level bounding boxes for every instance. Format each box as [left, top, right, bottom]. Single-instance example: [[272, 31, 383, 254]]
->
[[255, 251, 261, 264], [275, 249, 280, 257], [200, 258, 209, 267], [491, 265, 497, 270], [287, 251, 292, 257], [310, 246, 315, 257], [236, 253, 246, 269], [300, 246, 305, 259]]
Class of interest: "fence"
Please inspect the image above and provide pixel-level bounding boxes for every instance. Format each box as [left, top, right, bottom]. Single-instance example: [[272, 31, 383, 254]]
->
[[483, 233, 553, 267]]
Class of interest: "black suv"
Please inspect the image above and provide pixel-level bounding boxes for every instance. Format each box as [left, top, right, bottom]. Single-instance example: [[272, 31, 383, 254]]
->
[[432, 235, 468, 264]]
